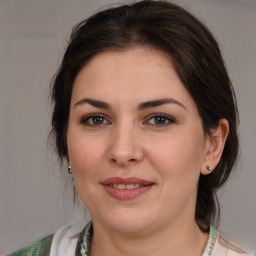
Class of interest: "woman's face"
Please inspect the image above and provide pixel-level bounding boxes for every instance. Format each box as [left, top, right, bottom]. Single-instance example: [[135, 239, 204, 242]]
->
[[67, 47, 211, 234]]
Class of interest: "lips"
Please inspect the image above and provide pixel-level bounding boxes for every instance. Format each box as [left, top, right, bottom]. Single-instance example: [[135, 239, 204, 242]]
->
[[101, 177, 154, 200], [111, 184, 140, 189]]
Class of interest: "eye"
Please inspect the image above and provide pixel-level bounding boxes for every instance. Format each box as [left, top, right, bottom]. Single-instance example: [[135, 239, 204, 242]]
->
[[80, 114, 110, 126], [145, 114, 175, 127]]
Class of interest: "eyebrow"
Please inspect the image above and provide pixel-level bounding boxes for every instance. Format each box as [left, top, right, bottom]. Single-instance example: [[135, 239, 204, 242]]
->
[[74, 98, 111, 109], [74, 97, 186, 110], [138, 98, 186, 110]]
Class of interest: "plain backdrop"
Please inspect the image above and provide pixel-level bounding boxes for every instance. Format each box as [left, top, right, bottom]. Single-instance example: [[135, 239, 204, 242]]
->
[[0, 0, 255, 254]]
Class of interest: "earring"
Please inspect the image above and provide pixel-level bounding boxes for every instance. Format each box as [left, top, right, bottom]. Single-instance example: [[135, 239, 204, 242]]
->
[[68, 161, 72, 174], [207, 166, 212, 172]]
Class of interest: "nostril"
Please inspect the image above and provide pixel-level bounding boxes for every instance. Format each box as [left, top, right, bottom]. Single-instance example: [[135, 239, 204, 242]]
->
[[110, 158, 137, 165]]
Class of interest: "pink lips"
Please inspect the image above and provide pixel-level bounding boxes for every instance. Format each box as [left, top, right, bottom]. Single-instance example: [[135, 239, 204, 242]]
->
[[101, 177, 154, 200]]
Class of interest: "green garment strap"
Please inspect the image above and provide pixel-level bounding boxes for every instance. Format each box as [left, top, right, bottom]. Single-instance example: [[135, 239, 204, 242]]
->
[[202, 225, 217, 256], [7, 234, 54, 256]]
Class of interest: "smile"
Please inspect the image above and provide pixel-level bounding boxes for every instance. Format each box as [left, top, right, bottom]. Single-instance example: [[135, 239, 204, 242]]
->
[[109, 184, 141, 189], [101, 177, 154, 200]]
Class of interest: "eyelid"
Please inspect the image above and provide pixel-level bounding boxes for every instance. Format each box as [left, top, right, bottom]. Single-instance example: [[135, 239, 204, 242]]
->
[[144, 113, 176, 126], [79, 113, 175, 127], [80, 113, 111, 126]]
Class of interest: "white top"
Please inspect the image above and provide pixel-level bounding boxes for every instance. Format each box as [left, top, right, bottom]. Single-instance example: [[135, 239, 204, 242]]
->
[[49, 222, 255, 256], [49, 224, 82, 256]]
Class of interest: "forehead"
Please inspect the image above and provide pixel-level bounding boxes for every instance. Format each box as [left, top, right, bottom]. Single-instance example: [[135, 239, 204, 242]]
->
[[71, 47, 195, 109], [74, 47, 173, 85]]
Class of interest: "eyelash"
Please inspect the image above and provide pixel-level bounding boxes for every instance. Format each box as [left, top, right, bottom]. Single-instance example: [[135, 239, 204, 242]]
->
[[145, 114, 176, 127], [80, 114, 110, 126], [79, 113, 176, 127]]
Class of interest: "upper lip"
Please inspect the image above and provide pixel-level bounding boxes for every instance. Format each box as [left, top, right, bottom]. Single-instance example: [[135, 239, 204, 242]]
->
[[101, 177, 154, 186]]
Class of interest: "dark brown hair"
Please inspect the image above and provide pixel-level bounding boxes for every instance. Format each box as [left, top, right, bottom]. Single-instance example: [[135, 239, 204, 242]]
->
[[51, 0, 239, 231]]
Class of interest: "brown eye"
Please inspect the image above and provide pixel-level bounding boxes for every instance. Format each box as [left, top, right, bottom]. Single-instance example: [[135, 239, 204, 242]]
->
[[146, 114, 175, 127], [154, 116, 168, 125], [81, 114, 110, 126], [91, 116, 105, 124]]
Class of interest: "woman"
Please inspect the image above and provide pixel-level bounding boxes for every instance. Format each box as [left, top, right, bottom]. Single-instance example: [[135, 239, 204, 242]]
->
[[8, 1, 254, 255]]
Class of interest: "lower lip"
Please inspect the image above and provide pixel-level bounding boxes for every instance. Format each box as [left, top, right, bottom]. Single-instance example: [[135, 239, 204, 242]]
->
[[103, 185, 153, 200]]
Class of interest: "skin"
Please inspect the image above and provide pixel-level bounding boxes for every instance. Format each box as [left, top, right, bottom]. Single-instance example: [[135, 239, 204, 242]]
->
[[67, 47, 229, 256]]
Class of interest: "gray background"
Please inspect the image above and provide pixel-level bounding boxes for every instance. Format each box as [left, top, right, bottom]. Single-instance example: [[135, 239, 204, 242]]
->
[[0, 0, 255, 254]]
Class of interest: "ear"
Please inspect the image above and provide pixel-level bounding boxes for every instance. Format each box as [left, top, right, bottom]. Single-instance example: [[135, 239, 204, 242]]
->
[[201, 119, 229, 175]]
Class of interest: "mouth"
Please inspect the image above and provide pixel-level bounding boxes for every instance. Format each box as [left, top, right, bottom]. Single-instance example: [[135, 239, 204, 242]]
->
[[109, 184, 142, 189], [101, 177, 155, 200]]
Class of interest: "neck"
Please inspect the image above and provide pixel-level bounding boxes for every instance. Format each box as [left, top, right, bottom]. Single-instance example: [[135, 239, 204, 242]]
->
[[89, 218, 208, 256]]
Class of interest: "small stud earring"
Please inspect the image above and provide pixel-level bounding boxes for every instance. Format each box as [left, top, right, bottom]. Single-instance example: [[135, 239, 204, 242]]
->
[[68, 161, 72, 174], [207, 166, 212, 172]]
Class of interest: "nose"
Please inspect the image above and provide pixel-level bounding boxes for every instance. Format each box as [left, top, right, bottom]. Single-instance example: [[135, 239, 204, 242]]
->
[[107, 123, 144, 167]]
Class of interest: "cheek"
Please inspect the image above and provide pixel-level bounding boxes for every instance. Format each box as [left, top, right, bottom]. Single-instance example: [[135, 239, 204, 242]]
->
[[67, 128, 107, 179], [146, 132, 206, 214], [67, 131, 107, 208], [146, 131, 206, 185]]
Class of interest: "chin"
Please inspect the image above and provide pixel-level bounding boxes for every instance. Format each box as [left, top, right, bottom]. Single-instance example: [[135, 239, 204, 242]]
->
[[97, 209, 156, 234]]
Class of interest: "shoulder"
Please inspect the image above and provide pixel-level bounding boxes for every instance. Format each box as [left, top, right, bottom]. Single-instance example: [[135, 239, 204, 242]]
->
[[213, 232, 255, 256], [220, 235, 254, 256], [6, 223, 87, 256], [50, 223, 86, 256], [7, 234, 54, 256]]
